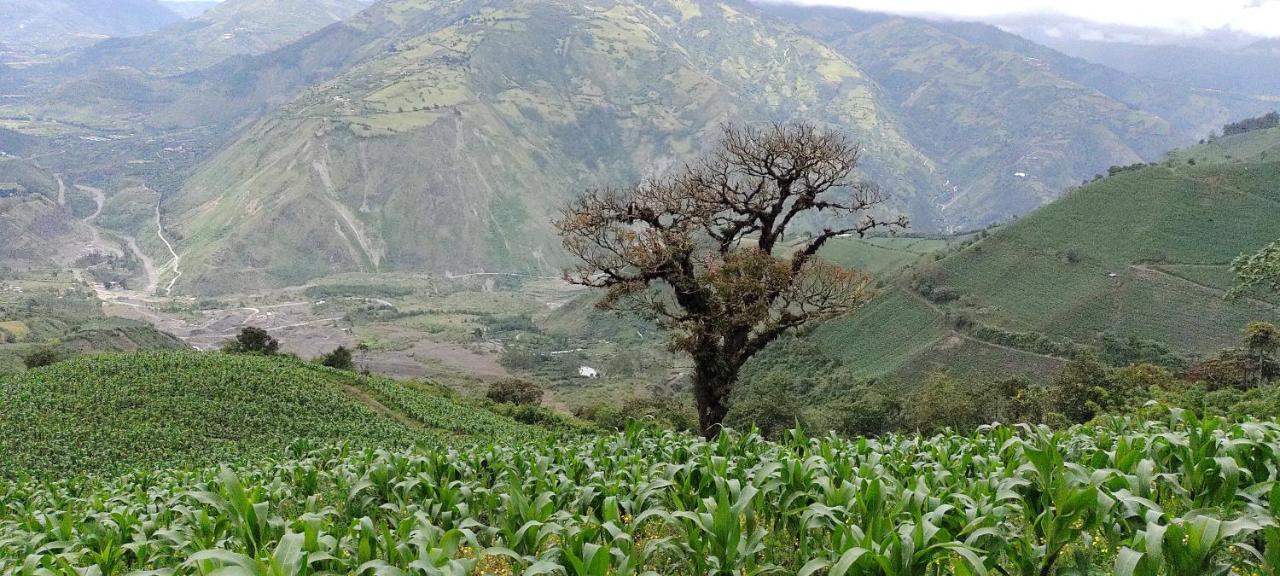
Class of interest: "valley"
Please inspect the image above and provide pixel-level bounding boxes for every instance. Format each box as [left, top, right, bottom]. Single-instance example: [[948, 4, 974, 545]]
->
[[4, 1, 1280, 573]]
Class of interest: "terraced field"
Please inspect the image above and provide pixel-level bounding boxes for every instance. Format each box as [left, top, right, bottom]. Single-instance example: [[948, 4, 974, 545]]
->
[[795, 133, 1280, 386]]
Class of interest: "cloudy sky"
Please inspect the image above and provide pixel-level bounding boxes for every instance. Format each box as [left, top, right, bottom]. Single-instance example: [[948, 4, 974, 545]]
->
[[775, 0, 1280, 38]]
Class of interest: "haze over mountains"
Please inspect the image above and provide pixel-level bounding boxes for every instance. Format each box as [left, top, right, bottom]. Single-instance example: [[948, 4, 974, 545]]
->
[[1002, 15, 1280, 97], [0, 0, 179, 58], [1, 0, 1277, 297], [159, 1, 221, 19], [68, 0, 367, 74]]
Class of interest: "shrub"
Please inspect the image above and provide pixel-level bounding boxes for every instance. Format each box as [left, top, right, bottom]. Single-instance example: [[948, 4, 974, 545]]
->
[[222, 327, 280, 355], [318, 346, 354, 371], [488, 403, 586, 431], [903, 373, 985, 433], [1184, 351, 1246, 387], [578, 396, 698, 432], [806, 387, 900, 437], [989, 376, 1047, 424], [725, 377, 808, 438], [23, 349, 59, 369], [486, 378, 544, 406], [1047, 352, 1113, 423], [926, 286, 959, 304]]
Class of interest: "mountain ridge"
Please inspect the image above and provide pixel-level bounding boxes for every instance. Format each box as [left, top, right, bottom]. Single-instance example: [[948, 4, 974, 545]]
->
[[0, 0, 180, 57], [3, 0, 1276, 299], [161, 0, 947, 294], [64, 0, 368, 74]]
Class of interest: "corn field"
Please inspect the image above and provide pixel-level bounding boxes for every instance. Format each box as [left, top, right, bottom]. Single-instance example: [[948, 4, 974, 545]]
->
[[1, 411, 1278, 575]]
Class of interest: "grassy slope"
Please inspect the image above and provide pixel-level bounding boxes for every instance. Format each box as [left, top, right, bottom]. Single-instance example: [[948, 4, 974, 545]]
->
[[938, 162, 1280, 350], [800, 130, 1280, 386], [811, 236, 949, 279], [0, 351, 543, 477]]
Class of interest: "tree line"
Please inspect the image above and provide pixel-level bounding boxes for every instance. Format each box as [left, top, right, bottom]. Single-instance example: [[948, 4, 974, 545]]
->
[[1222, 111, 1279, 137]]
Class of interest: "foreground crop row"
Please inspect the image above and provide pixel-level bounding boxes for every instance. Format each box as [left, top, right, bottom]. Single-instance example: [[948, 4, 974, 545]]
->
[[1, 413, 1278, 575]]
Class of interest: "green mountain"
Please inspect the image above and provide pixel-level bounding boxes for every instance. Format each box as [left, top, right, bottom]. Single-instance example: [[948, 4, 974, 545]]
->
[[153, 0, 1272, 294], [0, 193, 93, 266], [4, 0, 1275, 299], [68, 0, 367, 74], [0, 0, 179, 57], [162, 0, 944, 294], [770, 127, 1280, 387], [0, 265, 188, 373], [760, 5, 1273, 229]]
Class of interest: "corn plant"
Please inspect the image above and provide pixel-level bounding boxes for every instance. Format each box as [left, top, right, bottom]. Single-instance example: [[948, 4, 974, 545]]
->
[[2, 411, 1278, 575]]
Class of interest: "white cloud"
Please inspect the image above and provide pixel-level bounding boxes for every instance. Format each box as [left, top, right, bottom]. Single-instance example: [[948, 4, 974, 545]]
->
[[772, 0, 1280, 38]]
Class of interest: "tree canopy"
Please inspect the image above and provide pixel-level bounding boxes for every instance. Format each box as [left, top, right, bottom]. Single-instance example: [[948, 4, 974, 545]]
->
[[556, 123, 905, 437], [1231, 240, 1280, 298]]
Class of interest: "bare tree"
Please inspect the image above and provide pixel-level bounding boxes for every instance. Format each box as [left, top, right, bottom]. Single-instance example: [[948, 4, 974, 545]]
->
[[556, 123, 906, 438]]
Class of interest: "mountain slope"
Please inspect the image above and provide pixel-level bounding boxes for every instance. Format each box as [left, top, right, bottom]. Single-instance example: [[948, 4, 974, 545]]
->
[[7, 1, 1276, 297], [779, 128, 1280, 386], [164, 0, 944, 294], [760, 5, 1273, 229], [68, 0, 368, 74], [160, 1, 220, 19], [1008, 22, 1280, 97], [0, 0, 179, 56]]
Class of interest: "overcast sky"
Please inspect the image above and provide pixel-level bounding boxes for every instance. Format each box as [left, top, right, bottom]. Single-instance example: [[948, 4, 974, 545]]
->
[[773, 0, 1280, 38]]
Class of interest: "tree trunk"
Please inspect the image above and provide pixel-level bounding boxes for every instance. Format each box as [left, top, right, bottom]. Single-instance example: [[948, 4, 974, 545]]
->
[[692, 356, 735, 439]]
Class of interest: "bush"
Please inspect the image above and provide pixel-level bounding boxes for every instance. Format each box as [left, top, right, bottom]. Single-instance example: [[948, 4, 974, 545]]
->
[[577, 396, 698, 432], [806, 387, 900, 437], [725, 374, 809, 438], [989, 376, 1047, 424], [903, 373, 985, 434], [223, 327, 280, 355], [23, 349, 59, 369], [488, 402, 586, 431], [318, 346, 354, 371], [1046, 352, 1119, 423], [486, 378, 544, 406], [926, 286, 960, 304]]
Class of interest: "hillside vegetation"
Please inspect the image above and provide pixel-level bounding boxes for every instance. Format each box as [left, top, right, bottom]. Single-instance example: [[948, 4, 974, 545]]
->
[[766, 129, 1280, 388], [109, 0, 1261, 295], [67, 0, 367, 74], [2, 414, 1277, 575], [0, 0, 178, 57], [0, 270, 187, 373], [0, 352, 546, 476], [162, 0, 945, 294], [762, 4, 1271, 227], [3, 0, 1274, 297]]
